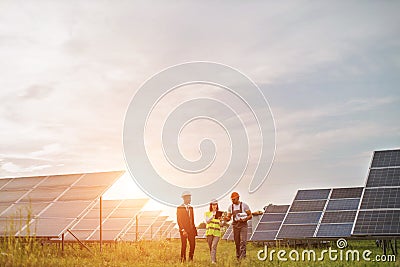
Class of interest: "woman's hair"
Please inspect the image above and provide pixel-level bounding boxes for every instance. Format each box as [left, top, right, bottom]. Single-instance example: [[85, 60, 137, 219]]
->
[[209, 203, 219, 212]]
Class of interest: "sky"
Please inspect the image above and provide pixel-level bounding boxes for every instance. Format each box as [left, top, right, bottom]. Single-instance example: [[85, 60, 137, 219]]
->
[[1, 1, 399, 224]]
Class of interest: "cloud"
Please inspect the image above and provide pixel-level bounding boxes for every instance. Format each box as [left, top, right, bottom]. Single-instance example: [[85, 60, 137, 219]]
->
[[272, 96, 400, 163], [1, 161, 52, 173], [276, 96, 399, 128], [30, 143, 63, 157]]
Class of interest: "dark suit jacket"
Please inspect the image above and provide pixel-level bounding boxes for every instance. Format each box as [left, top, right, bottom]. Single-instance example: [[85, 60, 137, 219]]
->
[[177, 205, 197, 236]]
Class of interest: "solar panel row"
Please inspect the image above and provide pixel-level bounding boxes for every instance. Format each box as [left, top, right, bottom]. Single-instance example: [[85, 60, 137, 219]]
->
[[1, 148, 398, 241], [0, 171, 123, 238], [0, 172, 178, 241], [252, 186, 364, 241]]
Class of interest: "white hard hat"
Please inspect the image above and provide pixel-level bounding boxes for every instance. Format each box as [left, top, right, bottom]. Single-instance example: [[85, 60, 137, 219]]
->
[[181, 191, 192, 197], [210, 199, 218, 204]]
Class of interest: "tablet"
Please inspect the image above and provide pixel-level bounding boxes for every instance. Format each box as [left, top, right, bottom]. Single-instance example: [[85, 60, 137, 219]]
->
[[215, 210, 223, 219]]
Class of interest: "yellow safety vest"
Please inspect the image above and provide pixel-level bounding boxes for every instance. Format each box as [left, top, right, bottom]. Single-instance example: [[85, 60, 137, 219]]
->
[[205, 211, 221, 237]]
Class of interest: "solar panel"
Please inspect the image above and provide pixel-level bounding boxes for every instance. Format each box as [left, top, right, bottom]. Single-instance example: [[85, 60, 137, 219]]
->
[[0, 178, 12, 189], [366, 168, 400, 187], [222, 224, 233, 240], [277, 225, 317, 239], [161, 222, 176, 239], [330, 187, 363, 199], [251, 231, 279, 241], [283, 212, 322, 224], [247, 220, 254, 240], [264, 205, 289, 214], [360, 188, 400, 209], [0, 190, 29, 203], [289, 200, 326, 212], [145, 216, 169, 240], [321, 211, 357, 224], [41, 201, 93, 218], [196, 229, 207, 239], [170, 227, 180, 239], [315, 187, 362, 238], [326, 199, 360, 211], [157, 221, 174, 239], [294, 189, 330, 201], [0, 171, 123, 238], [250, 205, 289, 241], [353, 149, 400, 236], [66, 198, 148, 241], [120, 210, 162, 241], [144, 216, 170, 240], [370, 149, 400, 168], [277, 188, 333, 239], [259, 213, 286, 223], [353, 210, 400, 235], [2, 176, 47, 190], [316, 224, 354, 238], [254, 222, 282, 231]]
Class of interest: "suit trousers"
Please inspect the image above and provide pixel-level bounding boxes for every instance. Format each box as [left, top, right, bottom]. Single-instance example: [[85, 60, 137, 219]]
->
[[180, 231, 196, 261]]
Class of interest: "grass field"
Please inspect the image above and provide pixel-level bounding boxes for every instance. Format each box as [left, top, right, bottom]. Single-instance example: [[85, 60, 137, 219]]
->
[[0, 237, 398, 266]]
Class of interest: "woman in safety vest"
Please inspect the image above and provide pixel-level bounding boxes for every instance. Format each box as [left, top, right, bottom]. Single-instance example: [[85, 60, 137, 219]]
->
[[204, 199, 223, 264]]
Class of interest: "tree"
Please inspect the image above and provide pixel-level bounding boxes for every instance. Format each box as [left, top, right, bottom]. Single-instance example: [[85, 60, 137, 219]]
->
[[197, 222, 206, 229]]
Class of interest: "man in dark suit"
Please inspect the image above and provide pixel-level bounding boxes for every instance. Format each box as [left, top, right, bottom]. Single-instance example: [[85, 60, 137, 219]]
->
[[177, 191, 197, 262]]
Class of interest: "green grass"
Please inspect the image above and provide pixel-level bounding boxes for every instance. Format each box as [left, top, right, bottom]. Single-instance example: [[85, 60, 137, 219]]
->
[[0, 238, 398, 266]]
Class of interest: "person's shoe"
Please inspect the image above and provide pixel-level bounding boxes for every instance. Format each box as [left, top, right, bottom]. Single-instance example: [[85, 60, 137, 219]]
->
[[211, 261, 216, 264]]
